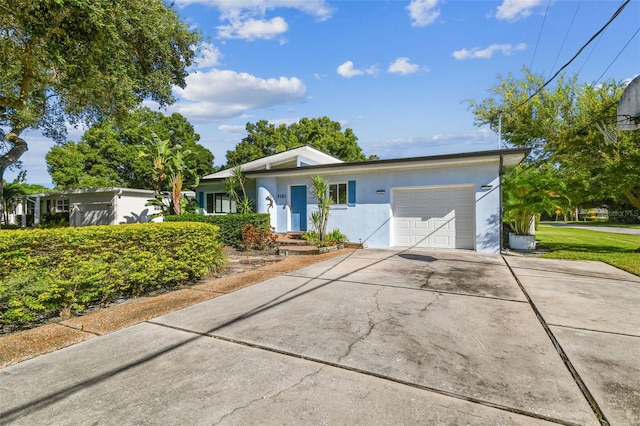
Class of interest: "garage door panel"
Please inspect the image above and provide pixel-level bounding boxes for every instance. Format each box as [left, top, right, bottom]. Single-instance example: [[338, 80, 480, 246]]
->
[[393, 187, 475, 250]]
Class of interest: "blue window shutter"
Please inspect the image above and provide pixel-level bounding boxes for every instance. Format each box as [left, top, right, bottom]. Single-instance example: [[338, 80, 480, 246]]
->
[[197, 191, 205, 208], [347, 180, 356, 206]]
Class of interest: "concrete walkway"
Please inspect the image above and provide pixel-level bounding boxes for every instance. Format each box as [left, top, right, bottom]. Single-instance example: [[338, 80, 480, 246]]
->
[[1, 249, 639, 425]]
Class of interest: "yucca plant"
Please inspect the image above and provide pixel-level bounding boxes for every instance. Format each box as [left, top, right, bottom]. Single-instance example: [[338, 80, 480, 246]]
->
[[310, 175, 332, 242]]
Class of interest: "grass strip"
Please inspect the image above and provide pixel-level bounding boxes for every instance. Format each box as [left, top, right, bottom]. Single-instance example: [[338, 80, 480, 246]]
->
[[536, 225, 640, 276]]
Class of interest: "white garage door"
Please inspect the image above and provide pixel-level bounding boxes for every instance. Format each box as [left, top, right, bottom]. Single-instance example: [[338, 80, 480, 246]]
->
[[393, 187, 475, 249]]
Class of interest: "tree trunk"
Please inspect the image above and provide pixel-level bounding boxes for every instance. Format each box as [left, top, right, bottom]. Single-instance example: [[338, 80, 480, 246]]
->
[[623, 190, 640, 212], [0, 131, 29, 229]]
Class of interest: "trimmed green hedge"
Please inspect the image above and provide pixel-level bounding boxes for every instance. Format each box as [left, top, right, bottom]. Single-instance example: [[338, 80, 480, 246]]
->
[[0, 222, 225, 329], [165, 213, 271, 246]]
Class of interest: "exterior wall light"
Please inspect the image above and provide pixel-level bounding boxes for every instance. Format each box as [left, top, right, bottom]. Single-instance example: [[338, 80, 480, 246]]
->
[[481, 185, 493, 191], [376, 189, 386, 194]]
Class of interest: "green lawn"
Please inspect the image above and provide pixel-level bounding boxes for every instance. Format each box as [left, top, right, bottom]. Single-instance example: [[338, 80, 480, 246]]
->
[[535, 224, 640, 276], [541, 221, 640, 229]]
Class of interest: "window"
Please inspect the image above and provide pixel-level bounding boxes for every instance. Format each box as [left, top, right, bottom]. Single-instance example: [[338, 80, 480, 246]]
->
[[56, 199, 69, 212], [206, 193, 236, 214], [46, 199, 69, 212], [329, 183, 347, 205]]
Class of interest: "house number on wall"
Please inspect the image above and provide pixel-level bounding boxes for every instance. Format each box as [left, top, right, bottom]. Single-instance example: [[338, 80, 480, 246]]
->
[[277, 194, 287, 199]]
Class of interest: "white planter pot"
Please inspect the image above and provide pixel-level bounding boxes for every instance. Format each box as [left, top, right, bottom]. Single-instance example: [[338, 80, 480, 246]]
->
[[509, 233, 536, 251]]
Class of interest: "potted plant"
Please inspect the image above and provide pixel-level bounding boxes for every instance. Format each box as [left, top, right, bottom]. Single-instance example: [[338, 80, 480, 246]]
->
[[503, 164, 565, 251]]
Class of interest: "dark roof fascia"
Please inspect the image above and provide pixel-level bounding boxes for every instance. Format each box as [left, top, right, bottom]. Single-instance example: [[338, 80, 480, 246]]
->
[[200, 147, 531, 182]]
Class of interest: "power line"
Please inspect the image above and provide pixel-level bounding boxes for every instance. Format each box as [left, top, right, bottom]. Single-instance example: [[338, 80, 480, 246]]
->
[[594, 25, 640, 85], [529, 0, 552, 73], [549, 1, 581, 77], [513, 0, 631, 112]]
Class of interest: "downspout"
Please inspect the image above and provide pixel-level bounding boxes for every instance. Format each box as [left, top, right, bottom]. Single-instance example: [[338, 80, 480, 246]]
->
[[499, 154, 504, 253]]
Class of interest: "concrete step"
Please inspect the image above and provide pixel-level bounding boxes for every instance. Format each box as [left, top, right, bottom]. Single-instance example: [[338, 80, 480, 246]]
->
[[277, 245, 320, 255], [275, 234, 309, 246]]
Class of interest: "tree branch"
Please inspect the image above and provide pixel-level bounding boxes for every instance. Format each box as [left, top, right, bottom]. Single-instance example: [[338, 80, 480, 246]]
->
[[0, 131, 29, 172]]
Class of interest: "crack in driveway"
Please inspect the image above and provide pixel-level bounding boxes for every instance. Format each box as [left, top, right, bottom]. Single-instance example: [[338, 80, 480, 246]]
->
[[337, 288, 391, 363], [214, 365, 325, 424]]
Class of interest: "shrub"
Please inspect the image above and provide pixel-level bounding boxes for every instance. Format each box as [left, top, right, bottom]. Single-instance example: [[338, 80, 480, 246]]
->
[[0, 222, 225, 330], [303, 228, 348, 247], [166, 213, 270, 246], [241, 224, 277, 251]]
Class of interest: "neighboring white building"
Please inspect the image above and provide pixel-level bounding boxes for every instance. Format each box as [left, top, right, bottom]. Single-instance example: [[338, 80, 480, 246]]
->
[[196, 146, 529, 253], [15, 188, 161, 227]]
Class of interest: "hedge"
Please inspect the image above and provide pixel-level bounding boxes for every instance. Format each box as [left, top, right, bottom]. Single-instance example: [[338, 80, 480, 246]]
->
[[0, 222, 225, 329], [165, 213, 271, 246]]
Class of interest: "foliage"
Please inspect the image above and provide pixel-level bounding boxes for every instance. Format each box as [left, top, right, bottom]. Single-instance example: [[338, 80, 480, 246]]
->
[[503, 164, 566, 235], [0, 223, 225, 330], [309, 175, 332, 242], [303, 228, 348, 247], [1, 171, 52, 226], [241, 224, 277, 251], [225, 117, 369, 166], [469, 68, 640, 211], [40, 212, 69, 228], [536, 225, 640, 276], [46, 108, 213, 190], [224, 166, 253, 214], [165, 213, 270, 247], [1, 0, 201, 226]]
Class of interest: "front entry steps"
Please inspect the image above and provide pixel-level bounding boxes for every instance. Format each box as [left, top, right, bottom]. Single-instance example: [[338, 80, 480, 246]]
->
[[275, 232, 320, 255], [275, 233, 354, 256]]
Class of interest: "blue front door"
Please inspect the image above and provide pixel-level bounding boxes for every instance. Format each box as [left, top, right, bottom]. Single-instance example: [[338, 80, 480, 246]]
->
[[290, 185, 307, 231]]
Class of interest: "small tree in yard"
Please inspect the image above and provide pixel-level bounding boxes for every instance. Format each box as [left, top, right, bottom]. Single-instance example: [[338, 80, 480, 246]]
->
[[140, 133, 197, 216], [309, 175, 332, 243], [224, 166, 253, 214]]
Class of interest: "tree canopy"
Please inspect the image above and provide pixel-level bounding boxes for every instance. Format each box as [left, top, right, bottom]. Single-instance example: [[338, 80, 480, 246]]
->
[[470, 68, 640, 212], [0, 0, 201, 220], [46, 107, 214, 190], [225, 117, 370, 166]]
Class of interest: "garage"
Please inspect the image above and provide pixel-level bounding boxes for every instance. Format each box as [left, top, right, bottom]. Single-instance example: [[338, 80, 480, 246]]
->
[[392, 186, 475, 249]]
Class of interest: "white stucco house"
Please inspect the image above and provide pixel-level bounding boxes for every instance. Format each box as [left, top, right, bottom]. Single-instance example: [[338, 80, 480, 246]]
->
[[15, 188, 161, 227], [196, 146, 529, 253]]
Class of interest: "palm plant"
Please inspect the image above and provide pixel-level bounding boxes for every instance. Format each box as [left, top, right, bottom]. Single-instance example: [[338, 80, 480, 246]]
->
[[224, 166, 253, 214], [503, 164, 566, 235], [309, 175, 332, 242]]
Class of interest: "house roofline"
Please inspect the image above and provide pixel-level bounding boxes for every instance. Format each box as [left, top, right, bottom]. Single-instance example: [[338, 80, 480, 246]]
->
[[200, 147, 531, 182], [22, 187, 156, 198]]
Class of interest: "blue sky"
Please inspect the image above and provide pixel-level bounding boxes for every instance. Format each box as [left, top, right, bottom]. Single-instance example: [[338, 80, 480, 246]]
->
[[9, 0, 640, 185]]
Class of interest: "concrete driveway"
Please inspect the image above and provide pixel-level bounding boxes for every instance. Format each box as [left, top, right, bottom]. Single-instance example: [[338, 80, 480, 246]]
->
[[1, 249, 639, 425]]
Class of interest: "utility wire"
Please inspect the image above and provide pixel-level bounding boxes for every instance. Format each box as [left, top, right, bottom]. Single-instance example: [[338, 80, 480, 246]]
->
[[512, 0, 631, 112], [529, 0, 552, 73], [549, 1, 581, 77], [594, 25, 640, 85]]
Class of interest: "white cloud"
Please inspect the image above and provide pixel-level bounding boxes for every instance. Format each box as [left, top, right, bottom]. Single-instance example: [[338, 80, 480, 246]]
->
[[388, 57, 421, 75], [175, 0, 333, 21], [337, 61, 378, 78], [407, 0, 440, 27], [218, 124, 247, 134], [453, 43, 526, 60], [217, 16, 288, 41], [496, 0, 544, 21], [194, 43, 222, 69], [169, 69, 306, 122], [371, 129, 499, 159], [176, 0, 333, 41]]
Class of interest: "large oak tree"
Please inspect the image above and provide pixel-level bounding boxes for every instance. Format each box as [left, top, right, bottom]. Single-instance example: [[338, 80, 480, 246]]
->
[[0, 0, 201, 222], [225, 117, 370, 166], [46, 107, 214, 190]]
